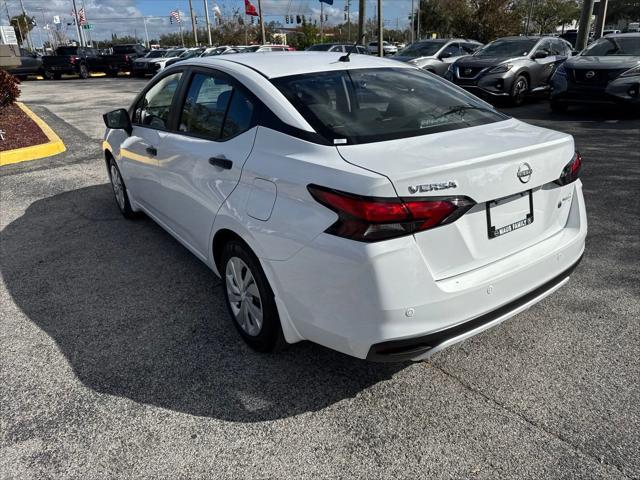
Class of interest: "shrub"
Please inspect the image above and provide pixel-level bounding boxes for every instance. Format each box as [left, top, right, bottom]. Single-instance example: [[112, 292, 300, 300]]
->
[[0, 69, 20, 108]]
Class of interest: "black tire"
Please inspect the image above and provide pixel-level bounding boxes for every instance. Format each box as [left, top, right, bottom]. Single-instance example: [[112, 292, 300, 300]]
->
[[220, 240, 286, 353], [53, 73, 62, 80], [107, 70, 119, 77], [107, 157, 137, 219], [43, 70, 56, 80], [133, 71, 145, 78], [550, 100, 568, 113], [78, 64, 89, 79], [510, 74, 529, 107]]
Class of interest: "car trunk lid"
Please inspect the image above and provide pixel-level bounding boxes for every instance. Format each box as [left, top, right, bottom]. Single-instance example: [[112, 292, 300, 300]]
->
[[336, 119, 577, 280]]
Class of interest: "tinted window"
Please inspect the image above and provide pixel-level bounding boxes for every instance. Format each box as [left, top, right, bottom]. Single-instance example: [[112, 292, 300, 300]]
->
[[462, 43, 481, 53], [222, 89, 255, 139], [397, 41, 445, 57], [441, 43, 463, 57], [356, 46, 368, 54], [179, 73, 233, 139], [56, 46, 79, 55], [113, 45, 137, 54], [273, 68, 507, 144], [537, 40, 553, 55], [581, 36, 640, 56], [307, 44, 333, 51], [133, 72, 182, 129], [475, 38, 538, 57]]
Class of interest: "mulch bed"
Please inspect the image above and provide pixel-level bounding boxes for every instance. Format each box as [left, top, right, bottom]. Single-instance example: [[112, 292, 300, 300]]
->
[[0, 103, 49, 152]]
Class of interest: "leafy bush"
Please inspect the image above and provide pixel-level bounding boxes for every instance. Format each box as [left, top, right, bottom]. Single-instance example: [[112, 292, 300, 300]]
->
[[0, 69, 20, 108]]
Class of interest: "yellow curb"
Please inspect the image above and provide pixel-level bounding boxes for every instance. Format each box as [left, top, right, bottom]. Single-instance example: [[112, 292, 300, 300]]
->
[[0, 102, 66, 166]]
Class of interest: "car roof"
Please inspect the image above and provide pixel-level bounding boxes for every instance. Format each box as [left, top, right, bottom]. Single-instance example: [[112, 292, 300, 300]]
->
[[605, 32, 640, 37], [185, 51, 413, 79]]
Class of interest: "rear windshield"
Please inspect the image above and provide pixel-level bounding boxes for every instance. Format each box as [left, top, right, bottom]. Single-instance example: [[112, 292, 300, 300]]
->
[[56, 47, 78, 55], [397, 41, 445, 57], [145, 50, 165, 58], [475, 38, 538, 57], [272, 68, 508, 144], [113, 45, 136, 54], [581, 36, 640, 56], [307, 44, 334, 51]]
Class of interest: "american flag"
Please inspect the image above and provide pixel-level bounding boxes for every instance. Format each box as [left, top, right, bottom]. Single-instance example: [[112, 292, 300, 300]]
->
[[170, 10, 181, 24], [77, 7, 86, 25]]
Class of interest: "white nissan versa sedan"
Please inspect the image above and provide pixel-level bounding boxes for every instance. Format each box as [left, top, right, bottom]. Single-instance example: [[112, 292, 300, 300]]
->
[[102, 52, 586, 361]]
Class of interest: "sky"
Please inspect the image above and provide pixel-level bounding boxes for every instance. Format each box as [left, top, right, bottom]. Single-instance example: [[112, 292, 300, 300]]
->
[[2, 0, 415, 46]]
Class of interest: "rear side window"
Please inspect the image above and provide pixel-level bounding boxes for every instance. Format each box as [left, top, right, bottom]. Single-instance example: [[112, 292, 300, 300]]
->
[[133, 72, 182, 129], [179, 73, 233, 138], [273, 68, 508, 145], [178, 72, 256, 140]]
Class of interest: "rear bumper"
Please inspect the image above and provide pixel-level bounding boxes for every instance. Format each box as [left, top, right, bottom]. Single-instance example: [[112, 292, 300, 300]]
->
[[265, 181, 587, 360], [367, 254, 582, 361]]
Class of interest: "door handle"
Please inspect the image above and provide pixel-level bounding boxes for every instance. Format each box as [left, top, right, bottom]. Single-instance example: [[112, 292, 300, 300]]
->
[[209, 156, 233, 170], [146, 146, 157, 156]]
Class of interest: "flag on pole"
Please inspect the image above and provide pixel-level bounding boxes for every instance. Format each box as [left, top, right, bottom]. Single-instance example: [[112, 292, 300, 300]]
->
[[77, 7, 87, 25], [212, 4, 222, 19], [170, 10, 182, 24], [244, 0, 259, 17]]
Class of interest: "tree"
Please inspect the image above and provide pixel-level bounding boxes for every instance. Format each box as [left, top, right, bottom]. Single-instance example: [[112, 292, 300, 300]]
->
[[606, 0, 640, 27], [515, 0, 580, 34], [10, 14, 35, 46]]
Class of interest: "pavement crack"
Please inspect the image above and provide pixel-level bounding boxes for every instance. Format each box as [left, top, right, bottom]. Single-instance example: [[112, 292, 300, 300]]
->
[[432, 363, 633, 479]]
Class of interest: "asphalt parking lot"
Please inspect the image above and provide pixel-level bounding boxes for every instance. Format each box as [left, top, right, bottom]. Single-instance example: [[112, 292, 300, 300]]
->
[[1, 77, 639, 479]]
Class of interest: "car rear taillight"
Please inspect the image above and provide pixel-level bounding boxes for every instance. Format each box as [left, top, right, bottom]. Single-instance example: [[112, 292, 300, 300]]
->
[[308, 184, 475, 242], [69, 56, 78, 64], [555, 151, 582, 186], [124, 55, 130, 62]]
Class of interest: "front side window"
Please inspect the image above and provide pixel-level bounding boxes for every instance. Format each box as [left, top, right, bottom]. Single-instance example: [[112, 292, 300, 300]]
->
[[133, 72, 182, 129], [440, 43, 463, 58], [273, 67, 507, 144]]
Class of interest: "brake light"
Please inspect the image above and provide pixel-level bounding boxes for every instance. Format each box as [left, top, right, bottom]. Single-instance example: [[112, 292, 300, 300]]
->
[[308, 184, 475, 242], [124, 55, 130, 62], [69, 56, 78, 64], [555, 152, 582, 186]]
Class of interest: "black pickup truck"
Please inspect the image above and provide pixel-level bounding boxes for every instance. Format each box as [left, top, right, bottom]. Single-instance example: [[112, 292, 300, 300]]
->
[[42, 44, 147, 79]]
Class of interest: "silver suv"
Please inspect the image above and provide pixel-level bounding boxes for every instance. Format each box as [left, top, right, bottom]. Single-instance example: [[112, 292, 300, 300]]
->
[[445, 36, 573, 106], [393, 39, 482, 76]]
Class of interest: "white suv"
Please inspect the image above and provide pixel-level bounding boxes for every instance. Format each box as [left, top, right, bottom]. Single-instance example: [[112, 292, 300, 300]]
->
[[367, 41, 398, 55], [102, 52, 586, 361]]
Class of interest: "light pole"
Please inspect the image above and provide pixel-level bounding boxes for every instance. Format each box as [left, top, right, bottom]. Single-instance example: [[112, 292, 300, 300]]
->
[[377, 0, 383, 57], [204, 0, 212, 46], [593, 0, 608, 40], [188, 0, 198, 45], [70, 0, 83, 46], [257, 0, 265, 44], [576, 0, 595, 51], [357, 0, 365, 44]]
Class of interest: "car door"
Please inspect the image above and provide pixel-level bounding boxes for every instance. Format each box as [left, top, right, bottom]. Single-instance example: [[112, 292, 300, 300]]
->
[[157, 68, 258, 257], [434, 43, 464, 75], [530, 39, 557, 88], [119, 71, 184, 215]]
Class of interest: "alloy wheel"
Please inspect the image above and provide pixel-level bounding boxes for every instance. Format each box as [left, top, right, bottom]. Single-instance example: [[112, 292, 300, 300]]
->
[[110, 164, 126, 211], [225, 256, 263, 337]]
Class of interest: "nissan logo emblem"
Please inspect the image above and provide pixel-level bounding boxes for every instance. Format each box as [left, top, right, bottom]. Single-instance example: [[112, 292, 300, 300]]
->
[[517, 163, 533, 183], [585, 70, 596, 79]]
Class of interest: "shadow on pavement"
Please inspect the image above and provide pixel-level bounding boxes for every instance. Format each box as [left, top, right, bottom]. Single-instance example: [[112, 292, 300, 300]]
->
[[1, 184, 405, 422]]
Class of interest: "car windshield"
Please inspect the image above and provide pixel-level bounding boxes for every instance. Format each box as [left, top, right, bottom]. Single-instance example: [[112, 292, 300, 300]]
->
[[273, 68, 507, 144], [307, 44, 334, 51], [145, 51, 165, 58], [475, 38, 538, 57], [166, 49, 184, 57], [202, 47, 226, 56], [397, 41, 445, 57], [581, 36, 640, 56]]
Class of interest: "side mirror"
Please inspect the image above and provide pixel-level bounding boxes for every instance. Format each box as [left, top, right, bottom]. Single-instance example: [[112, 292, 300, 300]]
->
[[103, 109, 132, 135], [533, 50, 549, 59], [440, 51, 453, 59]]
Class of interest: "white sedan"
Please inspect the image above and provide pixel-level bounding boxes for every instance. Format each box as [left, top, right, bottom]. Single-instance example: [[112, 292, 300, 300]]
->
[[102, 52, 586, 361]]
